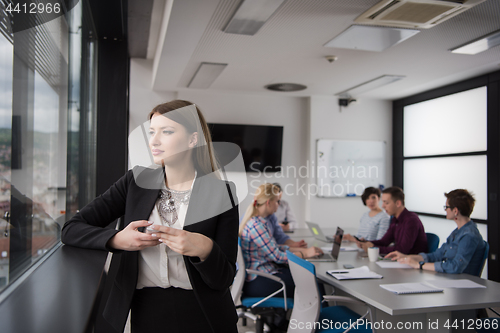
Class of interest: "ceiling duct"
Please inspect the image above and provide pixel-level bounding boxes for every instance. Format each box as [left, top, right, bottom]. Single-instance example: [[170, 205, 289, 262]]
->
[[354, 0, 486, 29]]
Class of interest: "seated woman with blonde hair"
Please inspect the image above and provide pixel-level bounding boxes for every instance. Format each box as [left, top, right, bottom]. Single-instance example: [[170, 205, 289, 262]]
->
[[386, 189, 486, 275], [240, 183, 323, 298]]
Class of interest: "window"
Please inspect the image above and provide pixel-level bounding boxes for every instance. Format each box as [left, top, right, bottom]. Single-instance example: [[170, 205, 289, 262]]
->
[[402, 86, 487, 222], [0, 1, 97, 294]]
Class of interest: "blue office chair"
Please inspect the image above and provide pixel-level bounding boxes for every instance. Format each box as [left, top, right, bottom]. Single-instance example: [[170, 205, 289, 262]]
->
[[231, 239, 294, 333], [287, 250, 374, 333], [425, 233, 440, 253], [476, 241, 489, 277]]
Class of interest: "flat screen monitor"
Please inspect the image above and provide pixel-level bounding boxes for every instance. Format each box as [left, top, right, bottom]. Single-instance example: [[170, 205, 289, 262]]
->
[[208, 123, 283, 172]]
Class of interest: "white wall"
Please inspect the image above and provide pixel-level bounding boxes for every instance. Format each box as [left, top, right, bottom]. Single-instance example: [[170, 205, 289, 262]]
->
[[129, 59, 393, 229], [129, 59, 177, 134], [308, 96, 392, 231], [176, 90, 310, 222]]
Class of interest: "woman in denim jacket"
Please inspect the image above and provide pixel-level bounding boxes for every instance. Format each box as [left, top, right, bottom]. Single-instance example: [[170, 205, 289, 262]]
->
[[385, 189, 486, 275]]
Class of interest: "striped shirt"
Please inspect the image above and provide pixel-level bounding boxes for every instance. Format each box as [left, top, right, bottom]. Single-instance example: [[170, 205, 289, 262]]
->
[[356, 211, 390, 241], [240, 216, 289, 281]]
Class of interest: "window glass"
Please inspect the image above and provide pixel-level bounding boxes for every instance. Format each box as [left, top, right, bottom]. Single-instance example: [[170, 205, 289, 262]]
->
[[404, 155, 487, 220], [404, 87, 487, 157], [0, 29, 13, 290], [32, 71, 62, 261], [0, 0, 97, 294]]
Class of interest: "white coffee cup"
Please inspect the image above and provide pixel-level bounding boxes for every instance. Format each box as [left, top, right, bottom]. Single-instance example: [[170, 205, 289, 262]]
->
[[368, 247, 379, 262]]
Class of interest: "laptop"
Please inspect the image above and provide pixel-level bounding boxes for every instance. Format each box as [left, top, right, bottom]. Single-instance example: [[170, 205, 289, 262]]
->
[[306, 221, 335, 243], [306, 226, 344, 262]]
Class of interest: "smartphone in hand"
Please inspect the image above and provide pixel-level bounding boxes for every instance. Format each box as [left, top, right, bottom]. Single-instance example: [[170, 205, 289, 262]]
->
[[353, 235, 366, 242]]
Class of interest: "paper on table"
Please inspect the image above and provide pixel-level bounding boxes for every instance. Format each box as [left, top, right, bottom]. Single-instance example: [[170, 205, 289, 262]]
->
[[341, 247, 359, 252], [380, 282, 443, 295], [376, 261, 413, 269], [426, 279, 487, 289], [327, 266, 383, 280]]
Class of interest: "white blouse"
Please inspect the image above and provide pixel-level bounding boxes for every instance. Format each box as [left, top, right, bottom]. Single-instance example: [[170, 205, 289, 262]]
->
[[136, 176, 196, 290]]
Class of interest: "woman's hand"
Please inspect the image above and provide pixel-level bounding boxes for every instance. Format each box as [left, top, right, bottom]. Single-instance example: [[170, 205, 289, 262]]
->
[[397, 256, 420, 269], [151, 225, 214, 261], [107, 220, 161, 251], [359, 240, 374, 252], [303, 246, 323, 258], [343, 234, 356, 242], [385, 250, 405, 260]]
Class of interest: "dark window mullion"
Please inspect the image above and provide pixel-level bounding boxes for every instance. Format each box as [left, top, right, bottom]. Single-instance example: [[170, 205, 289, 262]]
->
[[403, 151, 487, 160]]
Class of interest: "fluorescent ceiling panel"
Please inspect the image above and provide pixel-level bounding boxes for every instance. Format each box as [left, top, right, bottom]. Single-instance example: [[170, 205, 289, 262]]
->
[[324, 25, 420, 52], [224, 0, 285, 36], [451, 30, 500, 55], [188, 63, 227, 89], [336, 75, 405, 96]]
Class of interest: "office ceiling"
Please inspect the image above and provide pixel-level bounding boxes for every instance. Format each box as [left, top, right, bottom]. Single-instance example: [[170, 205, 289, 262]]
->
[[129, 0, 500, 100]]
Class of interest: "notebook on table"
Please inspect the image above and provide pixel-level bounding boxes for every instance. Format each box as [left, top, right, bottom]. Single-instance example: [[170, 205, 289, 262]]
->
[[327, 266, 383, 280], [306, 226, 343, 262], [380, 282, 444, 295]]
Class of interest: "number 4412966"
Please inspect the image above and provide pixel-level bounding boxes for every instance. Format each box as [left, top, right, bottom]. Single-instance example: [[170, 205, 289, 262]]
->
[[444, 318, 498, 330], [6, 2, 61, 14]]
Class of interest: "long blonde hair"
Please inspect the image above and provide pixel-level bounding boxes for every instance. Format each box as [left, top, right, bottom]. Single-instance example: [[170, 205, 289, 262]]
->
[[239, 183, 280, 235]]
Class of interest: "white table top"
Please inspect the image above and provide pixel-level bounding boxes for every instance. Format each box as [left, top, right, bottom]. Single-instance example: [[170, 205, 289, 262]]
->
[[292, 228, 500, 316]]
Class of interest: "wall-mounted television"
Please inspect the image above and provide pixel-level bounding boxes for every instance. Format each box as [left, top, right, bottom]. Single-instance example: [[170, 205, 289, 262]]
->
[[208, 123, 283, 172]]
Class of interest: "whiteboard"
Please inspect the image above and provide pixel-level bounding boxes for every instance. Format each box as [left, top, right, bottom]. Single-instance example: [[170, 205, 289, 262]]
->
[[316, 140, 386, 197]]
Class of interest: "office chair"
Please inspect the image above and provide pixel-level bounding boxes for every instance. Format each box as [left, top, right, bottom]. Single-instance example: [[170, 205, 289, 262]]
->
[[475, 241, 495, 325], [476, 241, 489, 277], [425, 233, 440, 253], [286, 250, 374, 333], [231, 240, 294, 333]]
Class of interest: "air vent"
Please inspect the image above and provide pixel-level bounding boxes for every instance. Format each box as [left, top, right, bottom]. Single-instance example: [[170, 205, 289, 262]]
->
[[355, 0, 486, 29], [265, 83, 307, 92]]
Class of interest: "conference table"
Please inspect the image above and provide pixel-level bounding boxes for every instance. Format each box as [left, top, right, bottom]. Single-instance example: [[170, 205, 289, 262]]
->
[[290, 227, 500, 332]]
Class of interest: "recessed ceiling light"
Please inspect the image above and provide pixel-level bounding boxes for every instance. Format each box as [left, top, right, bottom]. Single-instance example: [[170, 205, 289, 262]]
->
[[324, 25, 420, 52], [224, 0, 286, 36], [188, 63, 227, 89], [336, 75, 405, 97], [265, 83, 307, 92], [450, 29, 500, 55]]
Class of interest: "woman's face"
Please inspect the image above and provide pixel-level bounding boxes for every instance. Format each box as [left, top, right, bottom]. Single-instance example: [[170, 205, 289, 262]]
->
[[444, 199, 454, 220], [149, 113, 197, 166], [365, 193, 380, 210]]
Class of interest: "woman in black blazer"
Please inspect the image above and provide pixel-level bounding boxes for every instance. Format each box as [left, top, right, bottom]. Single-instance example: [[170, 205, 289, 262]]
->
[[62, 100, 239, 333]]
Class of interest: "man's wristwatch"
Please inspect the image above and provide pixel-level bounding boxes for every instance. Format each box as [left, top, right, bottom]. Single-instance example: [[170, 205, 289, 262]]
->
[[419, 261, 425, 270]]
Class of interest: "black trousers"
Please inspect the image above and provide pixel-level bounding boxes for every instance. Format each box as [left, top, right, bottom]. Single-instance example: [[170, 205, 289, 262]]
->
[[131, 287, 212, 333], [242, 266, 295, 299]]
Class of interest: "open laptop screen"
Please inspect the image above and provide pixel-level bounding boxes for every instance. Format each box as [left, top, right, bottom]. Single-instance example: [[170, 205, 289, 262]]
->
[[331, 227, 344, 260]]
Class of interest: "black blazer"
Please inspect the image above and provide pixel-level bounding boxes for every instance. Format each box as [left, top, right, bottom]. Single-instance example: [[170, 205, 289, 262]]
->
[[61, 167, 239, 333]]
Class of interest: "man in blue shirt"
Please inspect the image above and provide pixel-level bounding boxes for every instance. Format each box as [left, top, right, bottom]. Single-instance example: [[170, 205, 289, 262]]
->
[[265, 213, 307, 248], [386, 189, 486, 275]]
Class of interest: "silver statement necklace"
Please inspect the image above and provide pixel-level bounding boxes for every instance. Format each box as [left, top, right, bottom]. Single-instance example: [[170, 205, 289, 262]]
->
[[156, 187, 192, 226]]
